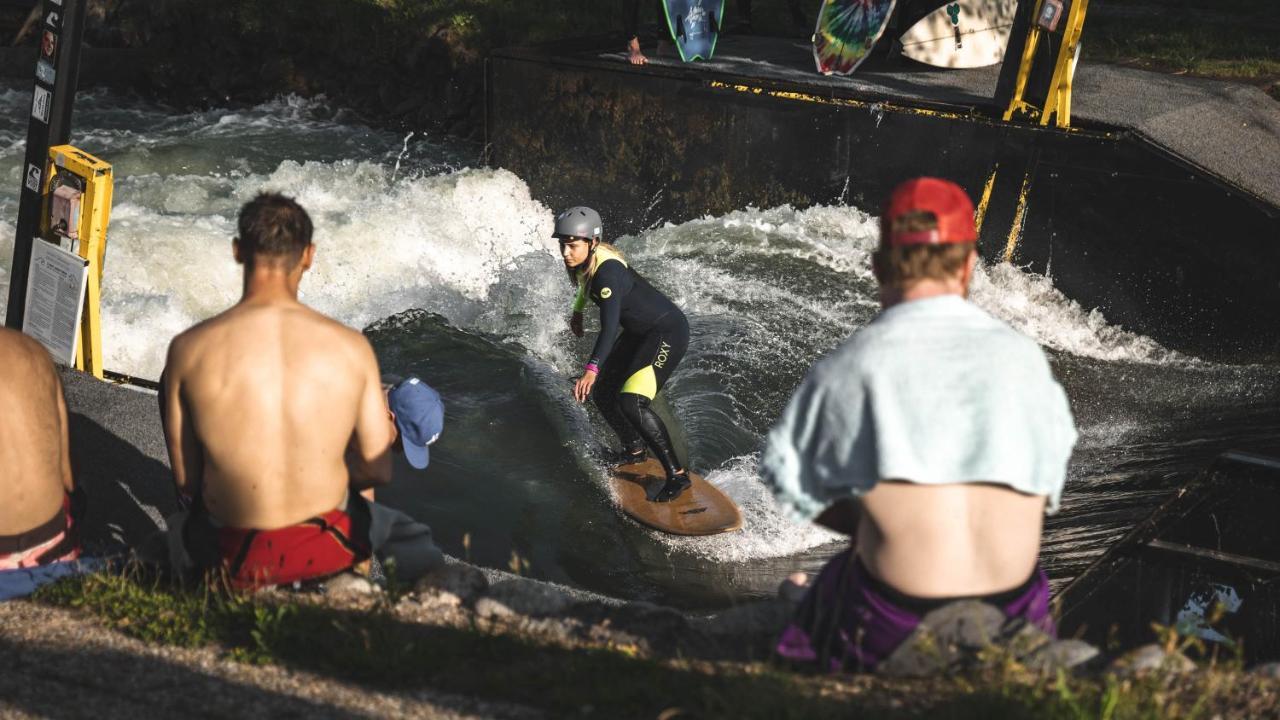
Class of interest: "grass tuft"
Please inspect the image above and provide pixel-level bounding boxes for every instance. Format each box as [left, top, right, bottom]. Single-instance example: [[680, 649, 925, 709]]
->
[[1084, 2, 1280, 96]]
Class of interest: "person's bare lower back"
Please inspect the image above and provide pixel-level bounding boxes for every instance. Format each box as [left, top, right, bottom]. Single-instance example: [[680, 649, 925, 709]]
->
[[0, 329, 70, 536], [174, 302, 368, 529], [857, 480, 1047, 598]]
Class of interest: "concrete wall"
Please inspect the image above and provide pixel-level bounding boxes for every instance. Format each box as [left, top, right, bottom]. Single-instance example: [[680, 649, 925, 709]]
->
[[487, 49, 1280, 361]]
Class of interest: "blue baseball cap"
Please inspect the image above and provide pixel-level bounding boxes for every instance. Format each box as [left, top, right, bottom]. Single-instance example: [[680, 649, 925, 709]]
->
[[387, 376, 443, 470]]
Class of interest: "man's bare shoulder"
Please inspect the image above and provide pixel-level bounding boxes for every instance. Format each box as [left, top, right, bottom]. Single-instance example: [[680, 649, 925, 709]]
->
[[298, 304, 367, 338], [165, 310, 233, 368], [283, 304, 375, 361], [175, 304, 372, 364]]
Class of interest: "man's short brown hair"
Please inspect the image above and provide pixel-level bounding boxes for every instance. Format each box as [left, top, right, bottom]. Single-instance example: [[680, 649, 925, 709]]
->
[[237, 193, 313, 266], [873, 210, 975, 287]]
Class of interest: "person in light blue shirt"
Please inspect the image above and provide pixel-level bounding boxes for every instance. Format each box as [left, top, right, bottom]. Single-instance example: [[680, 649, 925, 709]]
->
[[762, 177, 1077, 672]]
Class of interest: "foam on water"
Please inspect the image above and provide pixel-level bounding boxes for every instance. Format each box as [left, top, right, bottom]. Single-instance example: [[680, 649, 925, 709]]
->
[[628, 204, 1184, 368], [971, 262, 1184, 365], [36, 163, 555, 379], [678, 455, 842, 562], [0, 86, 1205, 573]]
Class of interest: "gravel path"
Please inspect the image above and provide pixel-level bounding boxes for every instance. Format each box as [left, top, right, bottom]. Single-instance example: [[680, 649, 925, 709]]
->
[[0, 600, 542, 719]]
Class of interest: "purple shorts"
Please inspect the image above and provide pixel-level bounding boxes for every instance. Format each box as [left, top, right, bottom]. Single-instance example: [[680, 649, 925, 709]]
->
[[776, 548, 1054, 672]]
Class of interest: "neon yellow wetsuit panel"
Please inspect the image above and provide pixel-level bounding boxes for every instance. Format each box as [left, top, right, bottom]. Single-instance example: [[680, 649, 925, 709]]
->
[[620, 365, 659, 399], [572, 246, 627, 313]]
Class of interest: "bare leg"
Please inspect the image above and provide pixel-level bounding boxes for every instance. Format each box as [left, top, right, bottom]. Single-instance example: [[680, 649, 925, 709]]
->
[[617, 392, 690, 502]]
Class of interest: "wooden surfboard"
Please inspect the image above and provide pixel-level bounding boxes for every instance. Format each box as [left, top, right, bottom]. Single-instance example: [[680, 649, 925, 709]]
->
[[610, 458, 743, 536], [898, 0, 1017, 69], [813, 0, 897, 75]]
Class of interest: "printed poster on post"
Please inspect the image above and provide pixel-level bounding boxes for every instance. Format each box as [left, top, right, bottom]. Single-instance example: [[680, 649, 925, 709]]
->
[[22, 239, 89, 365]]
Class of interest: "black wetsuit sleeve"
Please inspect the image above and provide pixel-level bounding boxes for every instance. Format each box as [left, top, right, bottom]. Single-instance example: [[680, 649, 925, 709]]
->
[[588, 260, 633, 370]]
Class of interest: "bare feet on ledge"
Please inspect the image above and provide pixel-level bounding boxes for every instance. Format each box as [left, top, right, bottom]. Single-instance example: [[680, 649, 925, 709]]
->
[[627, 37, 648, 65]]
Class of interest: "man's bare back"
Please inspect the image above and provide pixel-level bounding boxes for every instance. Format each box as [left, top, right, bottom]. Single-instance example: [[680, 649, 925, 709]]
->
[[766, 179, 1073, 671], [157, 193, 447, 588], [856, 481, 1046, 597], [162, 295, 393, 530], [0, 328, 73, 536]]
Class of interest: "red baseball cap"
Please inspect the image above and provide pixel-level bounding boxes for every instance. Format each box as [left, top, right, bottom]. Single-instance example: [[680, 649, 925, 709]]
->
[[882, 177, 977, 246]]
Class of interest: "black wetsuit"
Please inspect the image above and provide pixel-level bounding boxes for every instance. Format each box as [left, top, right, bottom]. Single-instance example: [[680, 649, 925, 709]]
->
[[579, 252, 690, 493]]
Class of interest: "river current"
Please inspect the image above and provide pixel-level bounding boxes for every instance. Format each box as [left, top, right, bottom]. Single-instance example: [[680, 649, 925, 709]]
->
[[3, 85, 1278, 608]]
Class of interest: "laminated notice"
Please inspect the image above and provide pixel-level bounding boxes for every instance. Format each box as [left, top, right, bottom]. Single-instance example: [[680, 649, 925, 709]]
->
[[22, 239, 88, 365]]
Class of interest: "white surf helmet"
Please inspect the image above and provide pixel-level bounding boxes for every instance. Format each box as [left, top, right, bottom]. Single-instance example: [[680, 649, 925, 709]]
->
[[553, 206, 603, 242]]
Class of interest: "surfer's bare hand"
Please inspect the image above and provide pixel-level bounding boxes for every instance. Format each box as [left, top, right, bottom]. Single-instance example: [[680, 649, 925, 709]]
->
[[573, 372, 597, 403], [570, 311, 584, 337]]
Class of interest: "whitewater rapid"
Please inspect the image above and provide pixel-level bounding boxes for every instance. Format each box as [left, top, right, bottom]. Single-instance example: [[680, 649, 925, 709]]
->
[[6, 88, 1273, 603]]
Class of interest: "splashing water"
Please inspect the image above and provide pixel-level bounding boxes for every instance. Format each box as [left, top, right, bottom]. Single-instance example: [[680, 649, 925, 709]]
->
[[3, 83, 1277, 606]]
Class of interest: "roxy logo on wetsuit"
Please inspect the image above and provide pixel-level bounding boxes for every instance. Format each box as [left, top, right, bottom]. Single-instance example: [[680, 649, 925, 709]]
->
[[655, 341, 672, 369]]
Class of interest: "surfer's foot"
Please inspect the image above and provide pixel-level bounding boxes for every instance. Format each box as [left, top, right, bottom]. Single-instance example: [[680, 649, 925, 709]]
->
[[627, 37, 648, 65], [653, 471, 691, 503], [608, 446, 648, 466]]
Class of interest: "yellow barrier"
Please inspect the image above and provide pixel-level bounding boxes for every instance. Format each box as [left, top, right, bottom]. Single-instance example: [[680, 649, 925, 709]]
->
[[1003, 0, 1090, 128], [39, 145, 113, 379]]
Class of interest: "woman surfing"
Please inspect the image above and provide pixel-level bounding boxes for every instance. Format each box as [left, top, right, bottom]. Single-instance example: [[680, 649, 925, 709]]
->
[[555, 206, 693, 503]]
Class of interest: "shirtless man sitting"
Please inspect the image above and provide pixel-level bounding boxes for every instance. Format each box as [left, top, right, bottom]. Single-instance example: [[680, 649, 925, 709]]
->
[[160, 192, 442, 589], [0, 328, 79, 570], [762, 177, 1077, 671]]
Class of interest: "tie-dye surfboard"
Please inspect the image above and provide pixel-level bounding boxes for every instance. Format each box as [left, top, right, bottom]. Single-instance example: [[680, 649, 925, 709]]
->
[[663, 0, 727, 62], [813, 0, 897, 75]]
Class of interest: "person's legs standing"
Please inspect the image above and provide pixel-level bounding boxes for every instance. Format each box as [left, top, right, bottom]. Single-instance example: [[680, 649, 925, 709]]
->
[[593, 333, 649, 459], [614, 317, 691, 499]]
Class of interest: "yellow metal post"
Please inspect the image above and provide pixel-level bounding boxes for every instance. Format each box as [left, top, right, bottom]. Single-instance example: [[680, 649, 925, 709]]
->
[[1059, 0, 1087, 126], [42, 145, 112, 379], [1002, 0, 1047, 122], [1040, 0, 1089, 127], [1003, 0, 1088, 128]]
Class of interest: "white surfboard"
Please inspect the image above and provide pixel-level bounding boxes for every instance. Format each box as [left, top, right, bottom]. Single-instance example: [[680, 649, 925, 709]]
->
[[899, 0, 1017, 69]]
